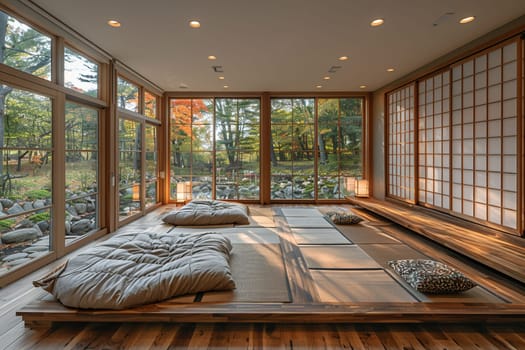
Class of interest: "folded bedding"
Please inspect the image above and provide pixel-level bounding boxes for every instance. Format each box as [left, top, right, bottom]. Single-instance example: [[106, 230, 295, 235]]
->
[[162, 200, 250, 226], [34, 231, 235, 309]]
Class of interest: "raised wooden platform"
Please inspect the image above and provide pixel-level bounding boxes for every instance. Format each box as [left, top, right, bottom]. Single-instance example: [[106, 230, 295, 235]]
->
[[347, 197, 525, 284], [15, 205, 525, 328], [18, 301, 525, 328]]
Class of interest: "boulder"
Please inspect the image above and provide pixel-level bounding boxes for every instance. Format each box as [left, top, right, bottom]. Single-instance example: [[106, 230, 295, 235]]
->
[[74, 203, 87, 215], [7, 203, 24, 215], [0, 198, 14, 208], [23, 202, 34, 211], [71, 219, 91, 234], [2, 252, 29, 262], [33, 199, 46, 209], [1, 228, 40, 244]]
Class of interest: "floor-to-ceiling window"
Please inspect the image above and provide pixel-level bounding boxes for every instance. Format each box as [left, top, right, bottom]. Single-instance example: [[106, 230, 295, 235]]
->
[[169, 98, 260, 202], [117, 76, 161, 223], [0, 9, 108, 284], [270, 97, 364, 201]]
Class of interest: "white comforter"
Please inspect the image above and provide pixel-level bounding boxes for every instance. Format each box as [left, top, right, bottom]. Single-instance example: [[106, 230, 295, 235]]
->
[[34, 231, 235, 309]]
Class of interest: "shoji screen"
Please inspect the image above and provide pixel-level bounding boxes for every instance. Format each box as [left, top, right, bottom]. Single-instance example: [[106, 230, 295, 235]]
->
[[387, 84, 416, 202], [450, 40, 519, 230], [418, 71, 451, 209]]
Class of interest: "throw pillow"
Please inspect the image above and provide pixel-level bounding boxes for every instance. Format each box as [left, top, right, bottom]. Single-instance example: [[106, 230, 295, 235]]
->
[[388, 259, 477, 294]]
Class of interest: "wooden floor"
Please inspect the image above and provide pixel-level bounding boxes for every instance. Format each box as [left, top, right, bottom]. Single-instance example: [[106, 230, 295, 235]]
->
[[2, 204, 525, 349]]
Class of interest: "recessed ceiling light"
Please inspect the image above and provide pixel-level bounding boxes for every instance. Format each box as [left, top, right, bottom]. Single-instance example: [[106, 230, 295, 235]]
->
[[323, 76, 331, 80], [338, 56, 349, 61], [107, 20, 121, 28], [370, 18, 384, 27], [360, 85, 367, 89], [223, 85, 229, 89], [189, 20, 201, 28], [387, 68, 395, 72], [316, 85, 323, 89], [218, 76, 225, 80], [459, 16, 475, 24], [208, 55, 217, 60]]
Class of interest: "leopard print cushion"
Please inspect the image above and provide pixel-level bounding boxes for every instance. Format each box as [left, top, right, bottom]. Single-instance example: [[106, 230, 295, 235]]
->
[[328, 213, 363, 225], [388, 259, 476, 294]]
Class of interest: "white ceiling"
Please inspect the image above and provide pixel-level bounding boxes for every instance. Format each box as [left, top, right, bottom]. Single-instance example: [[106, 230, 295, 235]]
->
[[31, 0, 525, 92]]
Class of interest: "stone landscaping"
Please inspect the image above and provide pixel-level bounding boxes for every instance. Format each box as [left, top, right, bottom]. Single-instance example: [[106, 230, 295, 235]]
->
[[0, 191, 97, 273]]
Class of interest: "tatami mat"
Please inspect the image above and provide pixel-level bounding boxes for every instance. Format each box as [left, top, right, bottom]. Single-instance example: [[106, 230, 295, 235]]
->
[[300, 245, 382, 269], [243, 215, 276, 227], [202, 243, 291, 302], [336, 224, 400, 244], [281, 208, 324, 217], [291, 228, 352, 245], [359, 243, 429, 267], [286, 216, 333, 228], [311, 270, 418, 302]]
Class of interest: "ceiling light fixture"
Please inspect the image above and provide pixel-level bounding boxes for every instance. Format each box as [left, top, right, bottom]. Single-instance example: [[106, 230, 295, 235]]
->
[[316, 85, 323, 89], [107, 20, 121, 28], [459, 16, 475, 24], [360, 85, 367, 89], [223, 85, 229, 89], [370, 18, 384, 27], [218, 76, 225, 80], [208, 55, 217, 60], [338, 56, 349, 61], [189, 20, 201, 28], [323, 76, 331, 80], [387, 68, 395, 72]]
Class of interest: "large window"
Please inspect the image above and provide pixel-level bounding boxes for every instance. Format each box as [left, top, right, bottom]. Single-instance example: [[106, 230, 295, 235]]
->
[[64, 47, 99, 97], [0, 85, 52, 275], [117, 77, 139, 113], [118, 119, 141, 220], [116, 76, 160, 223], [270, 97, 363, 200], [65, 102, 99, 244], [170, 98, 260, 201], [0, 10, 51, 81]]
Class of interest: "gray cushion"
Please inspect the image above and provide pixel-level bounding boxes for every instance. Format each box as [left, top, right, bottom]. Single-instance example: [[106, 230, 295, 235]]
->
[[162, 200, 250, 226], [388, 259, 476, 294]]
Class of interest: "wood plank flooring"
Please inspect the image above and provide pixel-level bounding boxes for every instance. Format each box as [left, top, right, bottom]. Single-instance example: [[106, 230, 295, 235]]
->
[[2, 204, 525, 349]]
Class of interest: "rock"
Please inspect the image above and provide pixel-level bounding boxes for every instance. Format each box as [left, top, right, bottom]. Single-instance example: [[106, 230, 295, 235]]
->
[[7, 203, 24, 215], [1, 228, 40, 244], [33, 236, 50, 246], [23, 245, 49, 253], [0, 201, 3, 212], [33, 199, 46, 209], [29, 252, 47, 259], [15, 219, 34, 229], [33, 224, 43, 237], [66, 205, 78, 216], [23, 202, 34, 211], [71, 219, 91, 234], [0, 198, 14, 208], [2, 252, 29, 262], [37, 220, 50, 232], [65, 220, 71, 234], [74, 203, 87, 215], [86, 203, 96, 212], [7, 258, 32, 266]]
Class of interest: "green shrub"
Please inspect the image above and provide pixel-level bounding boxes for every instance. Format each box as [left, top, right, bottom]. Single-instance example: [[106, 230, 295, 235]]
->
[[25, 189, 51, 200], [0, 218, 15, 230], [28, 212, 51, 223]]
